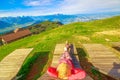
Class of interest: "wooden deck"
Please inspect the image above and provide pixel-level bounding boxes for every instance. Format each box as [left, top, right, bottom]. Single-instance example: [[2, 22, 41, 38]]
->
[[0, 48, 33, 80], [112, 42, 120, 52], [38, 44, 93, 80], [82, 44, 120, 80]]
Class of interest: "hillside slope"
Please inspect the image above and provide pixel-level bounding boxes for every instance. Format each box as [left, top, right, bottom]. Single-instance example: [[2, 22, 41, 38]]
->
[[0, 16, 120, 79], [28, 21, 62, 34], [0, 15, 120, 60]]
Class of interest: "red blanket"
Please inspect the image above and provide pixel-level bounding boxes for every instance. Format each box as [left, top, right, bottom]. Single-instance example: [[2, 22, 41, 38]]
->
[[47, 59, 86, 80]]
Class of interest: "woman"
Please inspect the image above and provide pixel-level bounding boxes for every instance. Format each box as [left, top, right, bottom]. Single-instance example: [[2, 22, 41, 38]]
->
[[64, 41, 71, 52], [47, 43, 86, 80]]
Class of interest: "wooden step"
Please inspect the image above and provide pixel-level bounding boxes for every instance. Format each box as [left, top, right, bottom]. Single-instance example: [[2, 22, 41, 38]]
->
[[0, 48, 33, 80]]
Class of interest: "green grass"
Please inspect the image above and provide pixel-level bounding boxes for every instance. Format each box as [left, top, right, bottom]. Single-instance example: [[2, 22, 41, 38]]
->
[[16, 51, 51, 80], [91, 67, 102, 80], [0, 15, 120, 79], [28, 21, 62, 34]]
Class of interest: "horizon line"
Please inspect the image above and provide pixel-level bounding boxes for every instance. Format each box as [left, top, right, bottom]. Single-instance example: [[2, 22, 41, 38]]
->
[[0, 11, 120, 17]]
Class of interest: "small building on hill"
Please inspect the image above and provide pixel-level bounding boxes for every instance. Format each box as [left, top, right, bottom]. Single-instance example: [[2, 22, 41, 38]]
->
[[1, 28, 32, 44]]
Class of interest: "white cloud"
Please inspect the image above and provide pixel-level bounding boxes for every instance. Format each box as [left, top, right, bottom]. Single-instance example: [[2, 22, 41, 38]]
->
[[25, 1, 41, 6], [24, 0, 51, 6], [0, 0, 120, 17], [0, 8, 55, 17], [56, 0, 120, 14]]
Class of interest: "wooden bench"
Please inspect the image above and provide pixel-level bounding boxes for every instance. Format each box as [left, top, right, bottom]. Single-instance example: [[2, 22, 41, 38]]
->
[[38, 44, 93, 80], [82, 44, 120, 79], [0, 48, 33, 80], [111, 42, 120, 52]]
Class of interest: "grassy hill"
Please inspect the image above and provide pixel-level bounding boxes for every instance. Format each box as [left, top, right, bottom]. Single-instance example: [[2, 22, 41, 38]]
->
[[28, 21, 62, 34], [0, 16, 120, 79]]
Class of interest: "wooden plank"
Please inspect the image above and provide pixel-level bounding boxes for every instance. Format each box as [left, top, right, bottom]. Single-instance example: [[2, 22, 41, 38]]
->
[[112, 42, 120, 52], [53, 44, 65, 55], [51, 44, 65, 67], [111, 42, 120, 47], [0, 48, 33, 80], [82, 44, 120, 79]]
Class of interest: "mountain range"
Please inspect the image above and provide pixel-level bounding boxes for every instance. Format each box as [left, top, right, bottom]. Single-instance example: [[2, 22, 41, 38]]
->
[[0, 12, 120, 34], [0, 21, 12, 29]]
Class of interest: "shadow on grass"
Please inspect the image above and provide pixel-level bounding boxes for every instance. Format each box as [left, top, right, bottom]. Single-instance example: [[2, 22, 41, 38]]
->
[[13, 51, 50, 80], [113, 46, 120, 52]]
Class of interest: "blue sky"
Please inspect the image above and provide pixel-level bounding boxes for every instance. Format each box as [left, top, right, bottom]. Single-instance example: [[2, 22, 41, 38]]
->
[[0, 0, 120, 17]]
